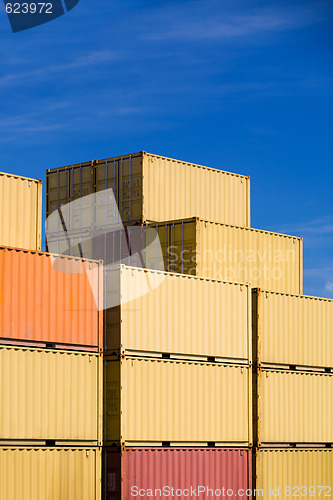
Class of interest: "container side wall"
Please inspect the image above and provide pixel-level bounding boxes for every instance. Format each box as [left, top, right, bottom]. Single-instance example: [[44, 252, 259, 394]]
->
[[0, 447, 101, 500], [47, 153, 251, 228], [104, 447, 252, 500], [0, 347, 101, 442], [147, 220, 302, 294], [0, 248, 102, 350], [105, 357, 251, 444], [199, 223, 302, 294], [143, 154, 250, 226], [256, 449, 333, 499], [258, 370, 333, 444], [105, 266, 250, 361], [0, 173, 42, 251], [259, 291, 333, 368]]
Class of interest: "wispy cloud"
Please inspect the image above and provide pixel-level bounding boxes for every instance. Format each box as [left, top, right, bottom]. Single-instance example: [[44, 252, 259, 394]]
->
[[0, 50, 117, 87], [273, 217, 333, 236], [326, 281, 333, 293], [143, 4, 325, 42]]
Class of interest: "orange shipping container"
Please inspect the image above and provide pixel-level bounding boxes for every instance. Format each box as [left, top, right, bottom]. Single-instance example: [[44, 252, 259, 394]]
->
[[0, 247, 103, 351]]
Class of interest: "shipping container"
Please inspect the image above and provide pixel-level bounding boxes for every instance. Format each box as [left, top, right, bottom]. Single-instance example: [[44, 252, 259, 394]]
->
[[46, 151, 251, 229], [103, 447, 252, 500], [255, 449, 333, 499], [0, 346, 102, 444], [105, 265, 251, 362], [0, 247, 103, 351], [105, 356, 252, 446], [252, 289, 333, 369], [147, 218, 303, 294], [0, 172, 42, 250], [0, 447, 101, 500], [254, 368, 333, 445], [48, 219, 303, 295]]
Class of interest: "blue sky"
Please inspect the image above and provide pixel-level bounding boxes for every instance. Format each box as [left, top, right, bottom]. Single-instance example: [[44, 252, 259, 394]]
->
[[0, 0, 332, 297]]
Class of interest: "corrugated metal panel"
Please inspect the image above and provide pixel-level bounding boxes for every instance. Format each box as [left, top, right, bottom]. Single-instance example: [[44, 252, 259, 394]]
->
[[46, 151, 251, 229], [46, 162, 95, 232], [0, 172, 42, 251], [105, 356, 252, 445], [141, 153, 250, 226], [105, 265, 251, 362], [256, 369, 333, 444], [118, 154, 144, 224], [253, 289, 333, 369], [255, 449, 333, 499], [0, 346, 102, 443], [148, 218, 303, 295], [0, 247, 103, 351], [0, 447, 101, 500], [103, 447, 252, 500]]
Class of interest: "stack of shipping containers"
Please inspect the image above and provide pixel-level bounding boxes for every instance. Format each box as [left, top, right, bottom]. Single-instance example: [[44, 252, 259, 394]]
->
[[0, 172, 103, 499], [252, 289, 333, 497], [46, 153, 253, 498], [45, 152, 332, 498]]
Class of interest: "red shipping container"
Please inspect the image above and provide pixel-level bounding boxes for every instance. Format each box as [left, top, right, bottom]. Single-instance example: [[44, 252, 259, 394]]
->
[[103, 447, 252, 500], [0, 246, 103, 351]]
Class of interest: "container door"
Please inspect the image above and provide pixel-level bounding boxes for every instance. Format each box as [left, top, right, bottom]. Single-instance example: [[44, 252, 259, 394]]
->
[[119, 154, 143, 223]]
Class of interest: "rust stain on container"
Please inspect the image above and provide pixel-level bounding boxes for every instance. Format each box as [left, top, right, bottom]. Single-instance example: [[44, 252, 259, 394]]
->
[[103, 447, 252, 500], [0, 172, 42, 251], [0, 247, 103, 351]]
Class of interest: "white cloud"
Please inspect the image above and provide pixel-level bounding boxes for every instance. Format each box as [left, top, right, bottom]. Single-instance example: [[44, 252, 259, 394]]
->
[[0, 50, 117, 87], [142, 4, 325, 42], [272, 217, 333, 236], [325, 281, 333, 292]]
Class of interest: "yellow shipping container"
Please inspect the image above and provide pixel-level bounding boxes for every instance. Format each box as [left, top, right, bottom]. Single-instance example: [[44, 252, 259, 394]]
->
[[0, 447, 101, 500], [0, 346, 102, 444], [147, 218, 303, 295], [46, 151, 250, 229], [0, 172, 42, 250], [252, 289, 333, 369], [105, 356, 252, 446], [255, 449, 333, 499], [105, 265, 251, 362], [254, 369, 333, 445]]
